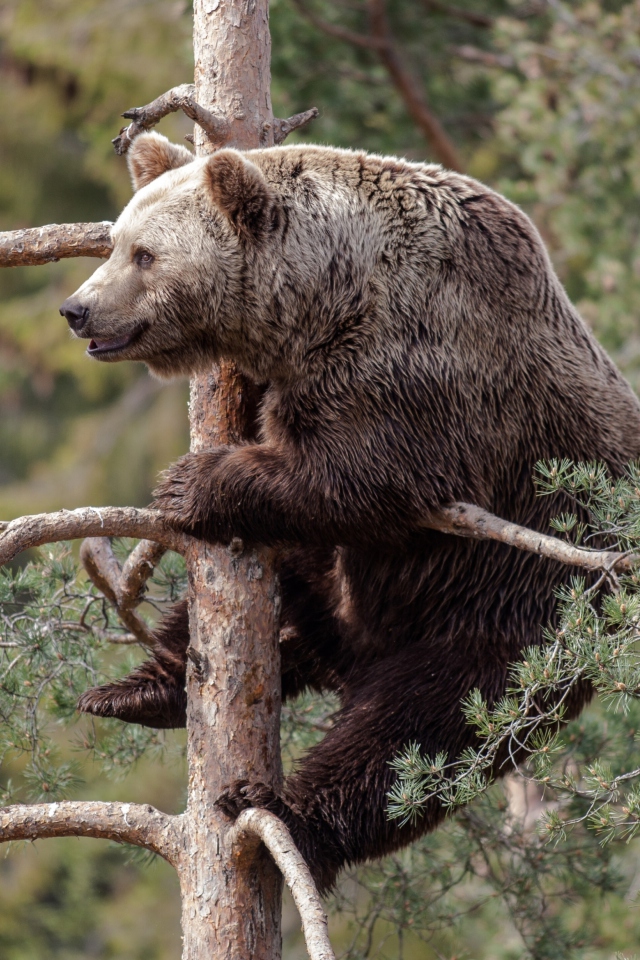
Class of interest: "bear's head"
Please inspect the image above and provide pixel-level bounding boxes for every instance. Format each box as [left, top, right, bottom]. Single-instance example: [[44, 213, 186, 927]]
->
[[59, 133, 278, 378]]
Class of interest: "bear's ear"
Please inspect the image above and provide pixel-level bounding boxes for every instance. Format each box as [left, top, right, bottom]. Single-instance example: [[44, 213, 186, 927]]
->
[[128, 132, 194, 191], [204, 150, 276, 241]]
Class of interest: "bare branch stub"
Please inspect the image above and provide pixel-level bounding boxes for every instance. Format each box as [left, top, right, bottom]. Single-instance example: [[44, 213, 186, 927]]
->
[[112, 83, 231, 155], [0, 221, 113, 268], [0, 801, 184, 867], [0, 506, 191, 568], [272, 107, 319, 145], [80, 537, 160, 647], [121, 539, 167, 597], [231, 808, 335, 960]]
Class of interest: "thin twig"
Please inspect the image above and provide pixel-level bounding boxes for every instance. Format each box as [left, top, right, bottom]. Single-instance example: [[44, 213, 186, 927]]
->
[[451, 44, 516, 69], [291, 0, 385, 50], [231, 808, 335, 960], [0, 222, 113, 267], [0, 801, 184, 866]]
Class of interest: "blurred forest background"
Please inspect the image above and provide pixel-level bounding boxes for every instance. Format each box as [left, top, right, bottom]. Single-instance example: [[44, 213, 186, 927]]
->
[[2, 0, 640, 957]]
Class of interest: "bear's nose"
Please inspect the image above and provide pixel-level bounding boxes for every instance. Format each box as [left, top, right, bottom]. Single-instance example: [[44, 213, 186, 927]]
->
[[59, 297, 89, 333]]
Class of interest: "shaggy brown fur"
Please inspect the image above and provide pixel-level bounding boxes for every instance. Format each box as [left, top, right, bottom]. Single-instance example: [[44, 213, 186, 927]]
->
[[63, 133, 640, 894]]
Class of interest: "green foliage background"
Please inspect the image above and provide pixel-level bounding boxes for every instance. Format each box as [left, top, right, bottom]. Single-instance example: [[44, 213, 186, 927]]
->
[[2, 0, 640, 957]]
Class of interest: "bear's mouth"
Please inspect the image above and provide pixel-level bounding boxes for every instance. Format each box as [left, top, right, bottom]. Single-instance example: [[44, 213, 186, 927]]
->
[[87, 323, 148, 358]]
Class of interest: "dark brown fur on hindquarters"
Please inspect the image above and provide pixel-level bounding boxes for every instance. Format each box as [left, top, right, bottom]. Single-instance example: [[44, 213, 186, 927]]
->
[[69, 134, 640, 894]]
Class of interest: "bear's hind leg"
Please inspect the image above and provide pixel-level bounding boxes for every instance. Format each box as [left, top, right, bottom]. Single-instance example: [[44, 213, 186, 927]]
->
[[78, 545, 348, 728], [77, 599, 189, 729], [216, 646, 475, 894]]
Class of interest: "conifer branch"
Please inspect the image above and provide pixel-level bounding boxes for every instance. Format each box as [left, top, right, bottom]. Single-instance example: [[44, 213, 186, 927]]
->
[[0, 502, 635, 575], [0, 507, 191, 567], [0, 801, 184, 866], [421, 502, 638, 572], [80, 538, 165, 647], [231, 809, 335, 960]]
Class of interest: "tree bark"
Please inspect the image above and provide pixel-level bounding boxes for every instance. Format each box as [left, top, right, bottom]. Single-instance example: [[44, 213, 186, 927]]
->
[[178, 4, 284, 959], [0, 802, 183, 865], [0, 222, 113, 267]]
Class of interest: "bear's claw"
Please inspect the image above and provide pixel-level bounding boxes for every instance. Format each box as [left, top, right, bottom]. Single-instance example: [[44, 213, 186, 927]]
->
[[215, 780, 282, 820]]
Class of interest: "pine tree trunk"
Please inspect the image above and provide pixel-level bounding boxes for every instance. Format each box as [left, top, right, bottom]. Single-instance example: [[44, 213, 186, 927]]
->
[[179, 3, 283, 958]]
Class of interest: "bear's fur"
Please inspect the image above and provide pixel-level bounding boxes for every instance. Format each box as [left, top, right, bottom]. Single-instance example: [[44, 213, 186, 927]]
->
[[63, 133, 640, 893]]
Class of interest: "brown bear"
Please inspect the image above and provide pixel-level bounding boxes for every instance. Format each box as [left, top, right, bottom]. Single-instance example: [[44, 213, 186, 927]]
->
[[60, 132, 640, 894]]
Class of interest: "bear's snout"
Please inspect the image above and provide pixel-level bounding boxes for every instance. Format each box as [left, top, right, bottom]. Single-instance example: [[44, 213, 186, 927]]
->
[[60, 297, 90, 334]]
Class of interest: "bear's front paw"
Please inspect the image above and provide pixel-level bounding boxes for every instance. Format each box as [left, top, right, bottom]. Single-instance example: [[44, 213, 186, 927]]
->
[[152, 449, 228, 536]]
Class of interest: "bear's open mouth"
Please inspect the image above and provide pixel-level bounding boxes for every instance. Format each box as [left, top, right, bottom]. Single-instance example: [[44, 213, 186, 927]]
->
[[87, 323, 147, 358]]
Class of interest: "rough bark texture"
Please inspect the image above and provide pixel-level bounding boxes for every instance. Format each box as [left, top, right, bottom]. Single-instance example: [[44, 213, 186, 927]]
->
[[231, 810, 335, 960], [0, 221, 113, 267], [0, 801, 183, 865], [113, 84, 231, 155], [0, 506, 190, 566], [178, 5, 284, 959]]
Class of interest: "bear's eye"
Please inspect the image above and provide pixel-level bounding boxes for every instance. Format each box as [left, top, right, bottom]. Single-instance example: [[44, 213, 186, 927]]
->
[[134, 250, 155, 268]]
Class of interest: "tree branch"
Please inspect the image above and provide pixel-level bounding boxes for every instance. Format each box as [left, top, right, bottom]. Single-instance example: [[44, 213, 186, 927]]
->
[[421, 502, 639, 572], [0, 506, 191, 567], [113, 83, 319, 154], [121, 538, 167, 598], [113, 83, 231, 155], [0, 801, 183, 866], [272, 107, 320, 145], [80, 538, 164, 646], [291, 0, 463, 170], [1, 500, 633, 584], [290, 0, 385, 50], [231, 809, 335, 960], [0, 222, 113, 267], [367, 0, 463, 171], [421, 0, 493, 28]]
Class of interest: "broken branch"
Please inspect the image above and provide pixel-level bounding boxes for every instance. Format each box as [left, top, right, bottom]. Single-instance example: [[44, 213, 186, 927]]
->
[[112, 83, 231, 154], [0, 506, 191, 567], [0, 222, 113, 267], [231, 809, 335, 960], [273, 107, 320, 145], [80, 538, 163, 647], [422, 502, 639, 572], [0, 801, 183, 866]]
